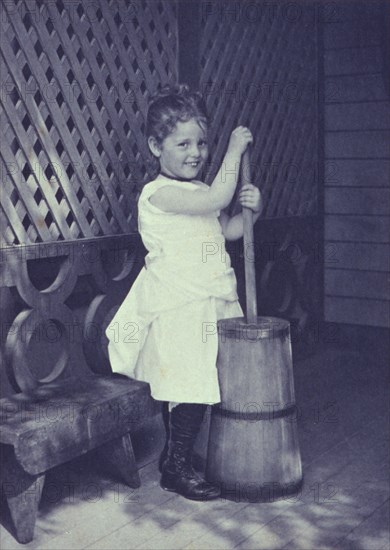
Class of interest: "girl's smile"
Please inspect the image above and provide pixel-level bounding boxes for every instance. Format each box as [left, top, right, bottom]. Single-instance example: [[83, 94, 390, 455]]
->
[[149, 118, 208, 181]]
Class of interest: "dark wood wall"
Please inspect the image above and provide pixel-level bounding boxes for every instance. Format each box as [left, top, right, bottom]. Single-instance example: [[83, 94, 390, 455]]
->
[[322, 2, 390, 328]]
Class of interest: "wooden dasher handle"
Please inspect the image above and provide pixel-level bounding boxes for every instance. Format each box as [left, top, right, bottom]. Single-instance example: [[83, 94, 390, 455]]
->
[[240, 149, 258, 324]]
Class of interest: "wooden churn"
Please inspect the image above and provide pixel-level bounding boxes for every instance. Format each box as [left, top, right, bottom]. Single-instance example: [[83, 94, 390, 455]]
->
[[205, 150, 303, 502]]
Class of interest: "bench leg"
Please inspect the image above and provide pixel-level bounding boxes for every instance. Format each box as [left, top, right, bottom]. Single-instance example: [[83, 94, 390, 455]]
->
[[2, 458, 45, 544], [98, 432, 140, 488]]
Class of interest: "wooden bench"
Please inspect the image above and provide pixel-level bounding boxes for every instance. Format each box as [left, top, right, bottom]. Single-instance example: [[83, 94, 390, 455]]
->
[[0, 235, 155, 543], [0, 373, 154, 544]]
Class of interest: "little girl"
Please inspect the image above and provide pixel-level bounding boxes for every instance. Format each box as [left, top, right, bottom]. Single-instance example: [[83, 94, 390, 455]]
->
[[107, 84, 262, 501]]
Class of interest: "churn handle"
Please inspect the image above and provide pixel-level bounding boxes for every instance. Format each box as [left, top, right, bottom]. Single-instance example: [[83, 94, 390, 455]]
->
[[240, 149, 258, 324]]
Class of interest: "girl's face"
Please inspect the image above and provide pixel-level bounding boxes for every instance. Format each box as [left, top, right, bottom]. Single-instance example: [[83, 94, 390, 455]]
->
[[149, 118, 208, 180]]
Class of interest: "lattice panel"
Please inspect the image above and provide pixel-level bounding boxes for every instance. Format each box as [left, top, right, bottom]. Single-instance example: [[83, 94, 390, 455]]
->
[[200, 2, 318, 217], [0, 0, 177, 245]]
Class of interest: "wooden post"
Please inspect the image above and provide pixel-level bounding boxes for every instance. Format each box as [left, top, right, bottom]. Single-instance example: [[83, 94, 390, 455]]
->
[[240, 150, 258, 323]]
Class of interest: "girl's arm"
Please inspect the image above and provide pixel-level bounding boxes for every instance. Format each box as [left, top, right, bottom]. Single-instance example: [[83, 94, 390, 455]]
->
[[219, 184, 263, 241], [149, 127, 252, 214]]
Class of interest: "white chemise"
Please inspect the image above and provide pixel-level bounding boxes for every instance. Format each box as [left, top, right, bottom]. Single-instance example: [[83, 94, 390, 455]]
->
[[106, 175, 243, 403]]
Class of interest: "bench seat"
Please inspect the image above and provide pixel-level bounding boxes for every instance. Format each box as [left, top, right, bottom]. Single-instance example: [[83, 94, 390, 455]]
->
[[0, 374, 154, 543]]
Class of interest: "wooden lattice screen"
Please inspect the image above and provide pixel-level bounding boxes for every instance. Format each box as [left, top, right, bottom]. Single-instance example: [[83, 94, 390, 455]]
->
[[193, 2, 322, 341], [199, 1, 318, 218], [0, 0, 177, 246]]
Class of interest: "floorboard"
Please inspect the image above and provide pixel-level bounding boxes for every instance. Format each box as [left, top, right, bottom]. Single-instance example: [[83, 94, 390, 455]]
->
[[0, 341, 388, 550]]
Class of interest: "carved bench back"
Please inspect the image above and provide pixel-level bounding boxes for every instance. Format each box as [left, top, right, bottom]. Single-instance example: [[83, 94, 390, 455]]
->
[[1, 235, 144, 396]]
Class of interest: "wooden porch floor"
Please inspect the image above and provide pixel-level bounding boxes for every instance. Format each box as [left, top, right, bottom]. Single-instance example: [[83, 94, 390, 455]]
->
[[1, 335, 389, 550]]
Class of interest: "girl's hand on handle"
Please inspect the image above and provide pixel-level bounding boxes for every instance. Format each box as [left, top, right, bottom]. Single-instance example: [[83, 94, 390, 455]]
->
[[227, 126, 253, 156], [239, 184, 263, 214]]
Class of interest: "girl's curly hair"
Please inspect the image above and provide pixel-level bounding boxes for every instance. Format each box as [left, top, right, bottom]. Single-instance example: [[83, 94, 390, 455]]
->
[[146, 83, 208, 143]]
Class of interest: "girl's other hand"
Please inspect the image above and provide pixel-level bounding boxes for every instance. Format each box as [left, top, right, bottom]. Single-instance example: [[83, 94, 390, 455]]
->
[[227, 126, 253, 156], [239, 184, 262, 213]]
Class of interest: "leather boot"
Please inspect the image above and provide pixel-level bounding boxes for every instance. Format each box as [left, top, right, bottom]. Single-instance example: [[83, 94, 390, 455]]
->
[[160, 403, 221, 501]]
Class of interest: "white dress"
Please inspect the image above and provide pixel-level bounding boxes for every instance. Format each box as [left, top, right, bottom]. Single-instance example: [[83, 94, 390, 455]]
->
[[106, 175, 243, 404]]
